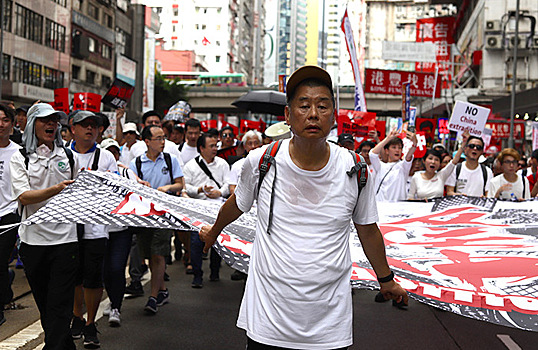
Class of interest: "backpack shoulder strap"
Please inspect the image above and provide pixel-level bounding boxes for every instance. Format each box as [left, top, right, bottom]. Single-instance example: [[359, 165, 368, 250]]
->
[[480, 164, 488, 196], [19, 148, 29, 170], [163, 152, 174, 184], [195, 155, 222, 188], [135, 155, 143, 180], [91, 147, 101, 171], [62, 146, 75, 179], [347, 151, 368, 196], [522, 174, 526, 197], [178, 142, 184, 152], [257, 140, 283, 196], [455, 163, 462, 179]]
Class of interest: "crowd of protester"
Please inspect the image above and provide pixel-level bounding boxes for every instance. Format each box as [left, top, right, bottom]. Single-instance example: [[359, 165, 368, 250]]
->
[[0, 98, 535, 348]]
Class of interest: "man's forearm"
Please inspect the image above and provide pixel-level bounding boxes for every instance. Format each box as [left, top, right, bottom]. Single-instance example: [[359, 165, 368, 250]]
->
[[355, 223, 391, 278], [211, 194, 243, 235], [18, 185, 63, 206]]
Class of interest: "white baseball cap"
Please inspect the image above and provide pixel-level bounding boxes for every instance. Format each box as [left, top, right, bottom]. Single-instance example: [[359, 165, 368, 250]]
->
[[123, 122, 139, 136], [100, 138, 120, 151], [27, 103, 62, 119]]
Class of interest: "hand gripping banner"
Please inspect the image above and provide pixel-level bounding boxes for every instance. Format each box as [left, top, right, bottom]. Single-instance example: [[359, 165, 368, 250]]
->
[[21, 171, 538, 332]]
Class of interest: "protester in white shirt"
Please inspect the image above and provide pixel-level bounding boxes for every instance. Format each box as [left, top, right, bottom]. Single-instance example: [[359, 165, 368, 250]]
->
[[228, 130, 262, 195], [180, 118, 202, 164], [369, 129, 417, 202], [446, 135, 493, 197], [10, 103, 79, 349], [488, 148, 531, 200], [408, 131, 468, 200]]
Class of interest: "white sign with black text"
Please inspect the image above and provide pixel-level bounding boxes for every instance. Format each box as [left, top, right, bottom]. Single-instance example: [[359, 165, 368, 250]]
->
[[448, 101, 490, 137]]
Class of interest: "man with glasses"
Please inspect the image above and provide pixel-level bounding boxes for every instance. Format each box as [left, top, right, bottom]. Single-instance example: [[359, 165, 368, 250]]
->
[[129, 125, 184, 314], [446, 136, 493, 197]]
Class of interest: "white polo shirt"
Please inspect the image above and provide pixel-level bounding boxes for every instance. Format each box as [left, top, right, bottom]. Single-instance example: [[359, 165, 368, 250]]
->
[[0, 141, 21, 217]]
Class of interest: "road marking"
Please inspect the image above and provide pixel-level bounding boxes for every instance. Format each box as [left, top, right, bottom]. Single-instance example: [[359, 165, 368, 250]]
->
[[497, 334, 522, 350]]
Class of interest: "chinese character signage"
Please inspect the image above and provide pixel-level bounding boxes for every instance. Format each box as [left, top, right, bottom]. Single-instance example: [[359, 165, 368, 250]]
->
[[485, 122, 525, 139], [102, 78, 135, 109], [337, 110, 376, 138], [364, 69, 441, 98], [416, 16, 455, 88]]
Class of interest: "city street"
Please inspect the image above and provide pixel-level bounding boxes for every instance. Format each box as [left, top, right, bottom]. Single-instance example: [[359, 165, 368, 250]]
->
[[1, 257, 535, 350]]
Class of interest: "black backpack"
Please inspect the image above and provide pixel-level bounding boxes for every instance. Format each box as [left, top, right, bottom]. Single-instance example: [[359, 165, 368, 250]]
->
[[135, 152, 174, 184], [19, 146, 76, 179]]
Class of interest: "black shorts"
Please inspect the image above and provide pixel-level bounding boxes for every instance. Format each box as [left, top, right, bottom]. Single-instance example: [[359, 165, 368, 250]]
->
[[137, 228, 172, 259], [75, 238, 107, 288]]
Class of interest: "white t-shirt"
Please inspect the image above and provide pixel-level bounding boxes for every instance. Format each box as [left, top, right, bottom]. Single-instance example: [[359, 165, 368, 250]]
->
[[408, 162, 455, 200], [369, 151, 413, 202], [183, 155, 230, 200], [180, 143, 199, 165], [487, 174, 531, 200], [445, 161, 493, 196], [228, 157, 245, 186], [74, 146, 118, 239], [119, 140, 139, 165], [0, 141, 21, 217], [11, 145, 79, 245], [131, 139, 184, 167], [235, 140, 378, 349]]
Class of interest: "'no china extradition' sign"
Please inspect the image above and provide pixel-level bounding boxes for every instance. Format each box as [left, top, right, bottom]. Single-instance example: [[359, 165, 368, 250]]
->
[[448, 101, 490, 137]]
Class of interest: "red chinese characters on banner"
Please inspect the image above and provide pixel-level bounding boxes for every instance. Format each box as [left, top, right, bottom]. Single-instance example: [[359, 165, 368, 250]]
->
[[73, 93, 101, 112], [364, 69, 441, 98], [485, 122, 525, 139], [416, 16, 455, 88], [239, 119, 265, 134], [337, 110, 376, 138], [54, 88, 70, 114]]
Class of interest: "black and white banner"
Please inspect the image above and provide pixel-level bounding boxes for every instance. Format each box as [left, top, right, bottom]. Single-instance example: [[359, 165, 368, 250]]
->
[[23, 171, 538, 332]]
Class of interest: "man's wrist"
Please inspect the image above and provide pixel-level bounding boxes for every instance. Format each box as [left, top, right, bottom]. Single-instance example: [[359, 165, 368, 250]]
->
[[377, 270, 395, 283]]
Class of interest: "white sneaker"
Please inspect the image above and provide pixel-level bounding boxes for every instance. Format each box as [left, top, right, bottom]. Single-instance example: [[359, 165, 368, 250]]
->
[[103, 302, 111, 316], [109, 308, 121, 327]]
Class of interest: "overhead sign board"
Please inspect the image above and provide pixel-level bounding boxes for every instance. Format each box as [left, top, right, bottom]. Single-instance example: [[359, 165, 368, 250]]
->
[[365, 69, 441, 98], [382, 41, 436, 62]]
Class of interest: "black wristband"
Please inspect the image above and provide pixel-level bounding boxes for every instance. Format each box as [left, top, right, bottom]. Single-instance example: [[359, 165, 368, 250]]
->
[[377, 271, 394, 283]]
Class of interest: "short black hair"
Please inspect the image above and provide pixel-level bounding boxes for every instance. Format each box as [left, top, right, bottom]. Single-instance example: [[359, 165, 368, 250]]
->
[[173, 124, 184, 133], [196, 132, 213, 153], [0, 103, 15, 123], [384, 137, 403, 150], [423, 149, 443, 162], [219, 126, 234, 136], [142, 110, 162, 124], [287, 78, 335, 106], [207, 128, 219, 138], [418, 120, 434, 130], [185, 118, 201, 131], [162, 120, 175, 135], [95, 112, 110, 132], [467, 135, 484, 147], [141, 125, 161, 141], [358, 140, 375, 152], [531, 149, 538, 161]]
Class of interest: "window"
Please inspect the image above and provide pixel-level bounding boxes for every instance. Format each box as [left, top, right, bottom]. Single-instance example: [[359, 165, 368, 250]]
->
[[216, 24, 221, 30], [43, 67, 64, 89], [104, 13, 113, 28], [86, 70, 96, 85], [13, 57, 41, 86], [2, 54, 10, 80], [172, 25, 176, 32], [15, 4, 43, 44], [2, 1, 12, 32], [45, 19, 66, 52], [216, 56, 220, 63], [201, 24, 206, 30], [195, 24, 199, 30], [217, 7, 221, 14], [173, 7, 178, 16], [101, 44, 111, 59], [101, 75, 111, 87], [216, 41, 220, 46], [88, 37, 96, 52], [88, 4, 99, 21], [52, 0, 67, 6], [194, 40, 197, 45], [72, 65, 81, 80], [203, 8, 207, 14]]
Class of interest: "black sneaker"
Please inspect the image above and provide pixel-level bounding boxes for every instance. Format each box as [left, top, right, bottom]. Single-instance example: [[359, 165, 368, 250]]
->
[[191, 277, 203, 289], [125, 281, 144, 297], [71, 316, 86, 339], [0, 310, 6, 326], [156, 289, 169, 306], [164, 272, 170, 281], [83, 323, 100, 349], [210, 273, 220, 282], [231, 270, 247, 281], [144, 296, 158, 314]]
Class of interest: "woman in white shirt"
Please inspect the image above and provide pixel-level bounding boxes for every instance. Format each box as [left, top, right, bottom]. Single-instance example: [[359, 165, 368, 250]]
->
[[408, 133, 467, 200], [488, 148, 531, 200]]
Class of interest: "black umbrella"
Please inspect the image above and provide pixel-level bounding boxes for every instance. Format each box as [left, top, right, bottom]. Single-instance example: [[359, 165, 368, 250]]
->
[[231, 90, 286, 116]]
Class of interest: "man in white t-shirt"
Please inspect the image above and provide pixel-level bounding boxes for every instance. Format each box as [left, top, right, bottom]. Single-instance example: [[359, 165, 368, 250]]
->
[[446, 136, 493, 197], [70, 111, 118, 348], [228, 130, 263, 195], [181, 118, 201, 164], [200, 66, 408, 349], [369, 129, 417, 202], [0, 104, 21, 326]]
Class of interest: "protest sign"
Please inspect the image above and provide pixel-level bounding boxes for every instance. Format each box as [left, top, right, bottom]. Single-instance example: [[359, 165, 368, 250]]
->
[[533, 123, 538, 151], [73, 92, 101, 112], [54, 88, 70, 114], [337, 110, 376, 138], [240, 119, 264, 134], [102, 78, 135, 109], [448, 101, 489, 137], [482, 128, 493, 149]]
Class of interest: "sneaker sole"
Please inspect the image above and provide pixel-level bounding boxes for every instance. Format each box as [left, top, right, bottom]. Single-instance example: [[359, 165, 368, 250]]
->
[[109, 319, 121, 327], [144, 306, 157, 314], [156, 297, 169, 307], [83, 341, 101, 349]]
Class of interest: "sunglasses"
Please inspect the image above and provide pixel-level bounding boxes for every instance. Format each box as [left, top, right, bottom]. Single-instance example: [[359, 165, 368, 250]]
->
[[222, 133, 234, 138], [467, 144, 483, 151]]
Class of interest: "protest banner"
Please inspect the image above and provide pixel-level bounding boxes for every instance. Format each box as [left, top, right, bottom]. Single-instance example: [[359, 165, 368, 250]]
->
[[20, 171, 538, 332], [200, 119, 217, 132], [341, 9, 367, 111], [240, 119, 265, 134], [375, 120, 386, 141], [448, 101, 489, 137], [73, 92, 101, 112], [337, 110, 376, 138], [102, 78, 135, 109], [416, 118, 436, 145], [54, 88, 70, 114]]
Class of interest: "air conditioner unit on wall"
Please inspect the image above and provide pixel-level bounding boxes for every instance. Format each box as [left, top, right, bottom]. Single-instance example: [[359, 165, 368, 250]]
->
[[485, 35, 503, 49], [518, 81, 532, 91], [509, 35, 528, 49], [485, 20, 501, 32], [533, 37, 538, 49]]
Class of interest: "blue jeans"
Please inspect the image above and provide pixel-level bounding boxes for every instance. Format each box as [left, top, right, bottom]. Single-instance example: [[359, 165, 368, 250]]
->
[[190, 231, 221, 280], [103, 228, 133, 310]]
